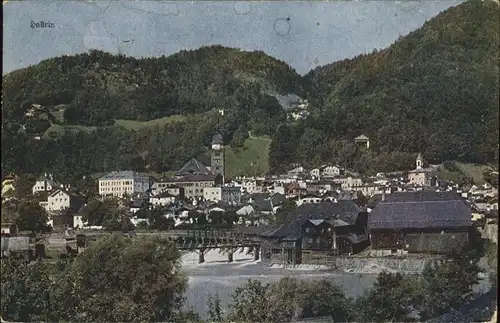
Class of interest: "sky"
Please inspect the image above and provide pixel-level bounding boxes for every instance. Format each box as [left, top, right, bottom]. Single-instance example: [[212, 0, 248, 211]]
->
[[3, 0, 463, 75]]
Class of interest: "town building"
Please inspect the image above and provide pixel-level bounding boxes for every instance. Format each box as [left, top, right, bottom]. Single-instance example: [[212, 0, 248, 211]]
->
[[98, 171, 151, 197], [408, 153, 435, 187], [149, 191, 177, 207], [204, 186, 242, 204], [163, 174, 215, 200], [368, 191, 473, 256], [32, 173, 60, 195], [257, 201, 369, 265], [44, 188, 86, 212], [1, 175, 16, 198], [354, 135, 370, 149]]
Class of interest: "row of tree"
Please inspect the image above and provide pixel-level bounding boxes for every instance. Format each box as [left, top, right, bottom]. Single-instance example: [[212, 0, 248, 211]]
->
[[1, 235, 490, 323], [207, 243, 492, 323]]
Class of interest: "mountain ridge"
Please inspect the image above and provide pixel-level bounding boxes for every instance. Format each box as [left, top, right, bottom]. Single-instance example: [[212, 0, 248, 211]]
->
[[1, 0, 498, 181]]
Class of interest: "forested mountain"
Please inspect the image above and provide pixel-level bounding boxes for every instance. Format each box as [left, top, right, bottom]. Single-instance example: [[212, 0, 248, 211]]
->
[[3, 45, 302, 125], [2, 0, 498, 182], [281, 0, 499, 172], [2, 47, 301, 181]]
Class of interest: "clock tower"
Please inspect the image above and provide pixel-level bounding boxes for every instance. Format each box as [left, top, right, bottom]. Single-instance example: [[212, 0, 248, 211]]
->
[[211, 133, 224, 184]]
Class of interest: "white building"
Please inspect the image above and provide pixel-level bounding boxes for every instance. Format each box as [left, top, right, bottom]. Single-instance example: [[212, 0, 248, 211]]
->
[[204, 187, 222, 202], [296, 195, 322, 206], [149, 191, 176, 207], [321, 165, 342, 178], [98, 171, 151, 197], [45, 189, 85, 212], [333, 177, 363, 191], [73, 215, 87, 229], [32, 173, 60, 195]]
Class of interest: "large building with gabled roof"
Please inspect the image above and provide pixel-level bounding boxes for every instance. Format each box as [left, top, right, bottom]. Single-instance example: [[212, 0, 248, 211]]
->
[[368, 191, 473, 256], [176, 158, 211, 177]]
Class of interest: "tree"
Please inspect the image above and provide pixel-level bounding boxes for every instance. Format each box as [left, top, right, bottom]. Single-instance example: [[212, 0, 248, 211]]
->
[[418, 245, 484, 320], [51, 234, 190, 322], [227, 277, 356, 323], [227, 279, 271, 322], [15, 200, 49, 233], [1, 260, 54, 322], [356, 271, 422, 322], [14, 174, 37, 199], [299, 279, 355, 321], [207, 293, 224, 323]]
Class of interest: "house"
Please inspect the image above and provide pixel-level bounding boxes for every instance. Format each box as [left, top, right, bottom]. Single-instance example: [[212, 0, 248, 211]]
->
[[73, 215, 87, 229], [334, 177, 363, 191], [149, 191, 176, 207], [258, 201, 369, 265], [310, 168, 320, 179], [98, 171, 151, 198], [203, 186, 241, 204], [32, 173, 60, 195], [287, 165, 305, 178], [221, 186, 242, 205], [354, 135, 370, 149], [356, 184, 383, 197], [163, 174, 216, 200], [320, 165, 343, 178], [296, 193, 322, 206], [129, 198, 149, 213], [408, 153, 435, 187], [46, 188, 86, 212], [1, 175, 16, 198], [151, 182, 185, 198], [0, 223, 18, 237], [368, 191, 473, 256]]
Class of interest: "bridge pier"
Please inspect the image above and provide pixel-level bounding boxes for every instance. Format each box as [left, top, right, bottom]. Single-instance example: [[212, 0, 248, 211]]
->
[[227, 248, 234, 263], [254, 245, 260, 261], [198, 246, 206, 264]]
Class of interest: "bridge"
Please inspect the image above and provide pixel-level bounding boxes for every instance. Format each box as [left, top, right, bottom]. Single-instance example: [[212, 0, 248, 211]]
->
[[69, 227, 264, 264]]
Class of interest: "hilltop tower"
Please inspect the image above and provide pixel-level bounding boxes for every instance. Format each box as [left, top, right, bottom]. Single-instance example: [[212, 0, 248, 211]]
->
[[211, 133, 224, 184]]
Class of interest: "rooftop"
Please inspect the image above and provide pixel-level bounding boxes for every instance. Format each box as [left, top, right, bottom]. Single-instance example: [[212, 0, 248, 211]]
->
[[177, 158, 211, 176], [212, 133, 223, 145], [355, 135, 369, 141], [368, 191, 472, 230], [100, 171, 149, 180]]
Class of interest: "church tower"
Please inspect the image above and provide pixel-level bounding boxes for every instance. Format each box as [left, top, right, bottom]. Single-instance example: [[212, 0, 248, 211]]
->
[[211, 133, 224, 184], [416, 153, 423, 170]]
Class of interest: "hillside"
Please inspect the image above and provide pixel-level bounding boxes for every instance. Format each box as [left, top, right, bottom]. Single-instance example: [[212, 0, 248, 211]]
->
[[2, 0, 499, 181], [1, 46, 301, 181], [289, 0, 499, 173], [3, 45, 303, 126]]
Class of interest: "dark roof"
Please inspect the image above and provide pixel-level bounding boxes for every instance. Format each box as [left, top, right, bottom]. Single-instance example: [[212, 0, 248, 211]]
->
[[290, 200, 361, 224], [152, 191, 176, 198], [130, 198, 148, 208], [176, 158, 210, 176], [167, 173, 215, 183], [270, 193, 286, 206], [253, 199, 273, 212], [250, 193, 270, 201], [368, 191, 472, 230], [212, 133, 223, 145], [384, 191, 464, 203], [262, 201, 362, 238]]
